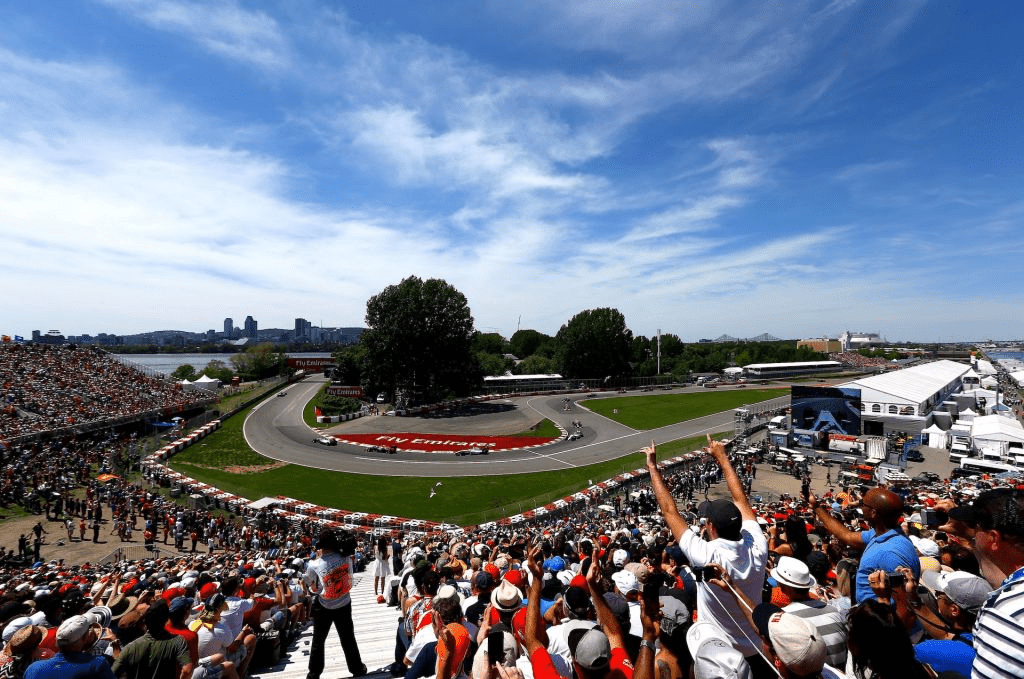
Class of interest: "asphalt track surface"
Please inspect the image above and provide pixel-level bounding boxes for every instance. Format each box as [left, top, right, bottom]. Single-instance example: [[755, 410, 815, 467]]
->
[[243, 376, 791, 478]]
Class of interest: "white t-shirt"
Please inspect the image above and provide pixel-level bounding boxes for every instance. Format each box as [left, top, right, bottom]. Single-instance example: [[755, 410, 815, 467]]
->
[[678, 518, 768, 656]]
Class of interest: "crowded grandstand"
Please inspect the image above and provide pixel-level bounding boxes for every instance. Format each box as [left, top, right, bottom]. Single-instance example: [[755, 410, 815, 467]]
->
[[0, 345, 1021, 679]]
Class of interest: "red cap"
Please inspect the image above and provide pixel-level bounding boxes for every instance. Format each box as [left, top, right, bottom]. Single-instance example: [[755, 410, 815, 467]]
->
[[570, 574, 589, 591], [483, 564, 500, 580], [162, 587, 186, 603], [199, 582, 219, 600], [503, 570, 525, 591], [598, 535, 610, 547]]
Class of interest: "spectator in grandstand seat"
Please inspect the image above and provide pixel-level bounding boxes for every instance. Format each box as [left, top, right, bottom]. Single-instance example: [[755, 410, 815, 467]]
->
[[941, 487, 1024, 679], [846, 599, 931, 679], [112, 599, 193, 679], [807, 488, 920, 605], [190, 594, 255, 679], [303, 532, 366, 679], [1, 624, 50, 679], [430, 595, 471, 679], [24, 614, 116, 679], [646, 436, 769, 676], [769, 557, 848, 669]]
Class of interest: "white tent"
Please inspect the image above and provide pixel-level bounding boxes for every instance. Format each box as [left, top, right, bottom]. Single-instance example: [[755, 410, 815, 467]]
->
[[1011, 370, 1024, 388], [922, 422, 948, 449], [192, 374, 221, 392], [971, 415, 1024, 458]]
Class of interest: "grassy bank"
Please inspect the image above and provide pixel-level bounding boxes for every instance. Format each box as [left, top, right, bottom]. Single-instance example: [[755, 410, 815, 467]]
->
[[584, 389, 787, 429], [171, 414, 726, 525]]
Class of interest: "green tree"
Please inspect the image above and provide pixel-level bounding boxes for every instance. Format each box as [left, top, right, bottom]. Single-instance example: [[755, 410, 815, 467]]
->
[[230, 343, 286, 381], [555, 308, 633, 380], [471, 332, 509, 355], [200, 359, 234, 383], [515, 354, 558, 375], [509, 329, 553, 359], [477, 351, 513, 377], [171, 364, 197, 381], [360, 276, 480, 403], [331, 344, 364, 385]]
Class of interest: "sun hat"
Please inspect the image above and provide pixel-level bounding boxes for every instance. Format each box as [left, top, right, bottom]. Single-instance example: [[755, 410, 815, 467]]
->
[[770, 556, 816, 589], [686, 622, 752, 679], [491, 580, 523, 613]]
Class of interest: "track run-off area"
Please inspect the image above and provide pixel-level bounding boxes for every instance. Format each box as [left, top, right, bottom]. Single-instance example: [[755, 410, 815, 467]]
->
[[242, 376, 791, 478]]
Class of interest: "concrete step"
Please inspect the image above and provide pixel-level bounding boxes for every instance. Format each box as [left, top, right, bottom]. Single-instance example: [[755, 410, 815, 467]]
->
[[251, 572, 401, 679]]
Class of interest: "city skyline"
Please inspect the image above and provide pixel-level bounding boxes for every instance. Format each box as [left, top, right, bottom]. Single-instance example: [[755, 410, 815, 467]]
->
[[2, 2, 1022, 341]]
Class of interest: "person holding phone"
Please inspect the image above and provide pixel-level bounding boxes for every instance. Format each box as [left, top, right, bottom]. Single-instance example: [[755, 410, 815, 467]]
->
[[645, 436, 769, 678]]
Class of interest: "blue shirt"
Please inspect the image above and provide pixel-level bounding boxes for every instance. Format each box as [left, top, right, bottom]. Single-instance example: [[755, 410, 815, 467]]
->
[[855, 528, 920, 604], [915, 635, 975, 678], [24, 651, 116, 679]]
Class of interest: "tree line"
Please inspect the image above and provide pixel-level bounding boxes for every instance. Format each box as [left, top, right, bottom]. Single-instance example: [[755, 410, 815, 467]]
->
[[330, 276, 825, 406]]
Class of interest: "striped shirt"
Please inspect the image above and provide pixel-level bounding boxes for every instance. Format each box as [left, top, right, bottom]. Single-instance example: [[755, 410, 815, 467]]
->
[[972, 569, 1024, 679], [784, 599, 848, 669]]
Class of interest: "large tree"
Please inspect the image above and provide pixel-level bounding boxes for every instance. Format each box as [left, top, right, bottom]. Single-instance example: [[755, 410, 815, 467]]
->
[[555, 307, 633, 380], [360, 276, 479, 403]]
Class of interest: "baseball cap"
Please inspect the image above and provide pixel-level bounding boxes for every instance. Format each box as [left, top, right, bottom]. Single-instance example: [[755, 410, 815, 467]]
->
[[686, 622, 752, 679], [921, 570, 992, 612], [700, 499, 742, 537], [752, 604, 826, 677], [659, 596, 689, 636], [168, 597, 193, 616], [56, 614, 100, 646], [563, 586, 593, 619], [610, 570, 639, 595], [612, 549, 629, 567], [570, 628, 611, 671]]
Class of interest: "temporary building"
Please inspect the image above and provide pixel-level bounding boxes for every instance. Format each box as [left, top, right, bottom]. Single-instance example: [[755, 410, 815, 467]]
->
[[193, 374, 221, 392], [922, 423, 948, 449], [971, 415, 1024, 458]]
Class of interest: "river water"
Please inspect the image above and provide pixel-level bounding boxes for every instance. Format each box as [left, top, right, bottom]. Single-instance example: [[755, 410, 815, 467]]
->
[[115, 352, 332, 375]]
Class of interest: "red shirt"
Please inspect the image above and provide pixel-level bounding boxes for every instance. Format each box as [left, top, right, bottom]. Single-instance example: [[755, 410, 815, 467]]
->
[[166, 622, 200, 664]]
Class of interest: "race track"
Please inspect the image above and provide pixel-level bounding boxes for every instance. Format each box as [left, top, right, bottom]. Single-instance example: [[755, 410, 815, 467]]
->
[[242, 376, 791, 477]]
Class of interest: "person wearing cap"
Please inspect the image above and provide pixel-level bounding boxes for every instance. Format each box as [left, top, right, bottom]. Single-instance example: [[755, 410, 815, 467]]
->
[[807, 487, 920, 606], [112, 599, 193, 679], [770, 557, 847, 669], [23, 613, 116, 679], [645, 437, 769, 673], [938, 487, 1024, 679], [302, 531, 366, 679], [686, 622, 752, 679], [1, 624, 51, 679], [901, 569, 992, 678], [189, 594, 254, 679], [751, 605, 841, 679]]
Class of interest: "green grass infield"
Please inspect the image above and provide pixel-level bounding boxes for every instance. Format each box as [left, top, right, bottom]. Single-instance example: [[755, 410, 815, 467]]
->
[[170, 410, 727, 526], [583, 388, 787, 429]]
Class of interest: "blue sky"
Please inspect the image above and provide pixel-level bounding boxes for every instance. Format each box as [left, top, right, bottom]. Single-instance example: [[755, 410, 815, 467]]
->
[[2, 1, 1021, 342]]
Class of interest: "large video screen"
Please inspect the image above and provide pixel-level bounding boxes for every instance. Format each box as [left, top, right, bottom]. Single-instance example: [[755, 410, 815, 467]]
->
[[791, 386, 862, 442]]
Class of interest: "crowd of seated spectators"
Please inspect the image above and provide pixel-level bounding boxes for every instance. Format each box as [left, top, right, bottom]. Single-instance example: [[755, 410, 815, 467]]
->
[[1, 344, 212, 441], [1, 424, 1022, 679], [829, 352, 893, 370]]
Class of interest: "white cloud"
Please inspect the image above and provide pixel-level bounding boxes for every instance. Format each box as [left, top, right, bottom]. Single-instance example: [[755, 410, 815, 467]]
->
[[96, 0, 289, 68]]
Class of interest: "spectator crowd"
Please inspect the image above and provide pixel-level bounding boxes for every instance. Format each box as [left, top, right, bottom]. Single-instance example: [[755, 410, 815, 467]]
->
[[0, 344, 1022, 679], [1, 343, 213, 441]]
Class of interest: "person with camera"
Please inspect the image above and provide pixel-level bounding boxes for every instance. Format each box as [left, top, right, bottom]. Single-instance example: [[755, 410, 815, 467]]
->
[[303, 531, 366, 679], [645, 436, 769, 678], [806, 488, 919, 605]]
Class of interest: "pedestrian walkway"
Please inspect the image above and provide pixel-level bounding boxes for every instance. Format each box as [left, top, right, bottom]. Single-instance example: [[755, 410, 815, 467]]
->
[[253, 571, 400, 679]]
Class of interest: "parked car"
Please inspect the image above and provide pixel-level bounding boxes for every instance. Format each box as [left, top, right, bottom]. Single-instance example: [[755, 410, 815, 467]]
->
[[905, 447, 925, 462], [913, 471, 941, 484]]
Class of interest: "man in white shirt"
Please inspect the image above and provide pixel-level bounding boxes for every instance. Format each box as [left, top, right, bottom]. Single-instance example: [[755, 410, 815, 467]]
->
[[646, 436, 769, 677]]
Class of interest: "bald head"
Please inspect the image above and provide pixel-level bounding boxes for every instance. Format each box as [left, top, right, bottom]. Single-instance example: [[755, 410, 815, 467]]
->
[[864, 488, 903, 527]]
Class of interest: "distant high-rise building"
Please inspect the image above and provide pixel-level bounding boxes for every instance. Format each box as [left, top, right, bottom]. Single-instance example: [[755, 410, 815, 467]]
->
[[32, 330, 41, 342], [295, 318, 311, 340], [223, 317, 233, 339], [244, 316, 257, 339]]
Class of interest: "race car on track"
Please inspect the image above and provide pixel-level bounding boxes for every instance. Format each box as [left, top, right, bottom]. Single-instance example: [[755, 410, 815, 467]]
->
[[455, 446, 490, 456], [313, 436, 337, 446]]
